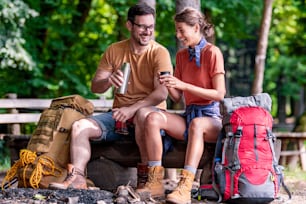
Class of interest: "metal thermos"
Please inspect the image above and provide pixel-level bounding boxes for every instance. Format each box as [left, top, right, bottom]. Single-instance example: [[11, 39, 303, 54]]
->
[[117, 63, 131, 94]]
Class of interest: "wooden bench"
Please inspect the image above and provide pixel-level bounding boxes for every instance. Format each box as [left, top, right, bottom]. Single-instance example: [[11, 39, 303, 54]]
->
[[3, 94, 304, 190], [274, 132, 306, 171], [0, 94, 214, 190]]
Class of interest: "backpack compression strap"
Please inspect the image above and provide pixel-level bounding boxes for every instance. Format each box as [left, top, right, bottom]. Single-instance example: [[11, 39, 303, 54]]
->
[[266, 129, 292, 200]]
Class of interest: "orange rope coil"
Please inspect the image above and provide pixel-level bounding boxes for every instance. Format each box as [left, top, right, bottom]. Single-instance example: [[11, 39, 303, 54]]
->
[[1, 149, 62, 189]]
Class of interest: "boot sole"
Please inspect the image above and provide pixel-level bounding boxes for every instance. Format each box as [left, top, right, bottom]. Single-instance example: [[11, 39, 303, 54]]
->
[[136, 188, 165, 198], [48, 184, 68, 190], [166, 197, 191, 204], [48, 183, 87, 190]]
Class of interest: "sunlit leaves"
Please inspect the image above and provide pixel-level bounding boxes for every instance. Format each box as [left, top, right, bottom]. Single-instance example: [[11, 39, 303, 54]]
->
[[265, 0, 306, 99], [0, 0, 38, 70], [202, 0, 263, 45], [0, 0, 304, 102]]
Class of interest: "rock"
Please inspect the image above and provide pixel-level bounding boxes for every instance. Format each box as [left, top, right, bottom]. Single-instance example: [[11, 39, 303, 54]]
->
[[87, 157, 137, 191]]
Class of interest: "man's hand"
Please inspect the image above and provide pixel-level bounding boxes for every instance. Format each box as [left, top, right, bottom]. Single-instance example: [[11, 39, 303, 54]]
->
[[109, 69, 124, 88], [92, 69, 125, 93], [112, 106, 136, 122]]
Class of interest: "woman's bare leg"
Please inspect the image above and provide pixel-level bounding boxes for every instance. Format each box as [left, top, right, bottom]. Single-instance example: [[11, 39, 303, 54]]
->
[[184, 117, 222, 168]]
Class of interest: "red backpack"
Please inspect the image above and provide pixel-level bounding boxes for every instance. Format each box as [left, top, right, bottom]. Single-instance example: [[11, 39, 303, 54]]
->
[[211, 94, 291, 203]]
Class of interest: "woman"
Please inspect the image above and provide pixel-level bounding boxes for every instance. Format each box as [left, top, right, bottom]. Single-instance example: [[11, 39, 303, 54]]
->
[[137, 7, 226, 204]]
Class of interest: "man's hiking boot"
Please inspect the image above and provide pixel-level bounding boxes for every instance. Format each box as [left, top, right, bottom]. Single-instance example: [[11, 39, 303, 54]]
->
[[137, 163, 148, 189], [166, 169, 195, 204], [49, 164, 87, 190], [136, 166, 165, 197]]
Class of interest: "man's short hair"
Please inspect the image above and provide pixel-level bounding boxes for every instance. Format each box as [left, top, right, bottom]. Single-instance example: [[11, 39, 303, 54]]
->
[[127, 3, 155, 23]]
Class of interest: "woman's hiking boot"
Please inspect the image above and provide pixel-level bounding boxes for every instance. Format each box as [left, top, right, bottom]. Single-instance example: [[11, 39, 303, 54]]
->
[[137, 163, 148, 189], [48, 164, 87, 189], [136, 166, 165, 197], [166, 169, 195, 204]]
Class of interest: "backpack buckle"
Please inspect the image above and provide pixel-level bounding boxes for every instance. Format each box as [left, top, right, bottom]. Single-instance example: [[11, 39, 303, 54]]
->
[[234, 126, 243, 138]]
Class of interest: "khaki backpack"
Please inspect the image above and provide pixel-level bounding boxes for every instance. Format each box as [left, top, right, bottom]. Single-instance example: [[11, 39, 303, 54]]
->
[[2, 95, 94, 189]]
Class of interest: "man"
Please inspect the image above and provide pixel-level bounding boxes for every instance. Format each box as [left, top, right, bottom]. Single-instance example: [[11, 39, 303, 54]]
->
[[49, 3, 173, 190]]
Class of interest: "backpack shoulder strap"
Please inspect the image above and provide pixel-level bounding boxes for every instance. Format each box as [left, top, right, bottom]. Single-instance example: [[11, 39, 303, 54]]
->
[[232, 126, 243, 171]]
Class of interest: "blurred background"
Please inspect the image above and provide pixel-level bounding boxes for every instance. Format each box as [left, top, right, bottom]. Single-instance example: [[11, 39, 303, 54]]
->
[[0, 0, 305, 170]]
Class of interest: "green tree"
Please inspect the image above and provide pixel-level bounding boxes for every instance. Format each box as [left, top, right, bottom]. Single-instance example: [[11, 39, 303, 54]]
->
[[0, 0, 38, 70], [0, 0, 38, 96], [0, 0, 138, 98], [265, 0, 306, 118], [252, 0, 273, 95], [0, 0, 304, 120]]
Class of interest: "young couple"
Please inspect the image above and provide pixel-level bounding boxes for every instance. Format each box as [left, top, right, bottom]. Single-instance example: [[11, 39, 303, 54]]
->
[[49, 3, 225, 204]]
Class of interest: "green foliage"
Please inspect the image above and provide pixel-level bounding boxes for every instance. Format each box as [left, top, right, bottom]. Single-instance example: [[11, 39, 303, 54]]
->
[[202, 0, 263, 45], [0, 0, 137, 98], [0, 0, 38, 70], [0, 0, 267, 99], [265, 0, 306, 100], [0, 0, 304, 106], [0, 140, 10, 171], [284, 167, 306, 181], [155, 0, 176, 63]]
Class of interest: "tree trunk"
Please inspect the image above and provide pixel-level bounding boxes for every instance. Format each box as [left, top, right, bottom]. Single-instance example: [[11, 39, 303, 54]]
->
[[252, 0, 273, 94], [176, 0, 200, 50], [277, 92, 287, 125], [138, 0, 155, 9], [138, 0, 155, 41], [292, 88, 305, 117], [176, 0, 200, 13], [275, 72, 287, 126]]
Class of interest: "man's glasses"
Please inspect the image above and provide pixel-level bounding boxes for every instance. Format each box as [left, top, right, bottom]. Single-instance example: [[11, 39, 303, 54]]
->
[[132, 21, 155, 31]]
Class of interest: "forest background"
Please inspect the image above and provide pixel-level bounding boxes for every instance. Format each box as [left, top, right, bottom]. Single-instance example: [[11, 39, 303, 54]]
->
[[0, 0, 305, 191], [0, 0, 305, 128]]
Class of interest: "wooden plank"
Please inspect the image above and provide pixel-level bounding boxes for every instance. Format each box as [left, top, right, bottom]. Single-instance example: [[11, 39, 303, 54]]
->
[[280, 150, 306, 156], [0, 99, 52, 109], [0, 98, 114, 110], [89, 99, 113, 109], [275, 132, 306, 171], [298, 139, 306, 171], [274, 132, 306, 139], [168, 109, 184, 114], [0, 112, 112, 124], [0, 98, 182, 112], [0, 113, 41, 124], [6, 135, 213, 169]]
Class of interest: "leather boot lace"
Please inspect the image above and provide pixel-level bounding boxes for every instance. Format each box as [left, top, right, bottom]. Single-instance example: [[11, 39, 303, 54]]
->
[[174, 176, 190, 194], [64, 167, 84, 182], [145, 172, 159, 187]]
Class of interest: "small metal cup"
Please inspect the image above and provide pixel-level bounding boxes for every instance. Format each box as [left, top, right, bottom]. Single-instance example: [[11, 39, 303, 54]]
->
[[160, 71, 170, 76], [114, 121, 129, 135], [117, 63, 131, 94]]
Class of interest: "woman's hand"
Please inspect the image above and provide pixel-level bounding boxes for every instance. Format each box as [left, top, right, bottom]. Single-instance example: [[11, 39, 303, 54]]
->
[[159, 74, 185, 90]]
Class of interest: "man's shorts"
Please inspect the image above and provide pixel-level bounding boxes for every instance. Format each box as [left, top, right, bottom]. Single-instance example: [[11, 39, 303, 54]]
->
[[90, 111, 130, 142], [90, 109, 174, 153]]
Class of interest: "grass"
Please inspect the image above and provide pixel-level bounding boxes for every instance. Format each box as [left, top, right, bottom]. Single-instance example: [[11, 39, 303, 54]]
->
[[0, 140, 10, 172], [284, 167, 306, 181], [0, 155, 10, 172]]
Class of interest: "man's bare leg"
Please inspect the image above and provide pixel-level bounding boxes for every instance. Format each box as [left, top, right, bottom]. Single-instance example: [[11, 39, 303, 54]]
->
[[49, 118, 101, 189], [70, 118, 101, 172]]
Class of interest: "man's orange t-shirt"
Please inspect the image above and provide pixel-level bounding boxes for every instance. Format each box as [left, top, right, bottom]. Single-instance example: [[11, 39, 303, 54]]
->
[[97, 39, 173, 109]]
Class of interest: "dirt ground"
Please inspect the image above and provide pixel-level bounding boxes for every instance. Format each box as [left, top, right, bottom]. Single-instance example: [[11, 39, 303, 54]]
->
[[0, 171, 305, 204]]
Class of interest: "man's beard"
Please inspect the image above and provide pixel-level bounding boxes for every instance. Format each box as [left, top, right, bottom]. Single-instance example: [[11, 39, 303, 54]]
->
[[133, 33, 152, 46]]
